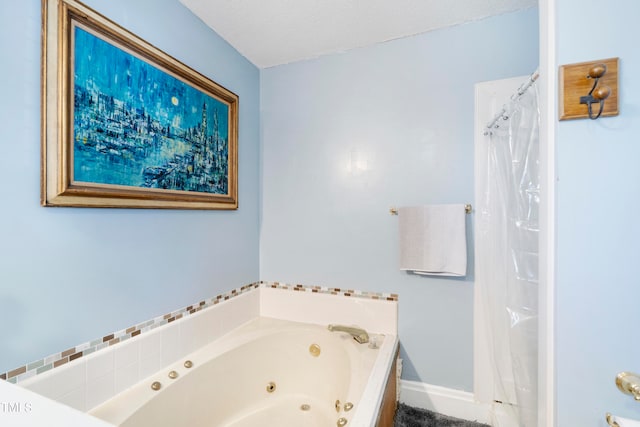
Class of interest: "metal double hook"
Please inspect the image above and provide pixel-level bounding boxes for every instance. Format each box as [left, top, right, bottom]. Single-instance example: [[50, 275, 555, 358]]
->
[[579, 63, 611, 120]]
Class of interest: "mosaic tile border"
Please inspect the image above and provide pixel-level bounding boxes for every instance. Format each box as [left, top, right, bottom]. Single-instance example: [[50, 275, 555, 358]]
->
[[261, 281, 399, 301], [1, 282, 260, 384], [1, 281, 397, 384]]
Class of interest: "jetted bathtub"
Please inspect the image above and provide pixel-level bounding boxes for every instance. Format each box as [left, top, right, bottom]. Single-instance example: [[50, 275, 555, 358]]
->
[[89, 317, 398, 427]]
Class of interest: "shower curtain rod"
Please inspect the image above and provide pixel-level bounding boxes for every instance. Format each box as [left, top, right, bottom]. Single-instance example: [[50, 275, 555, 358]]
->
[[484, 70, 539, 135]]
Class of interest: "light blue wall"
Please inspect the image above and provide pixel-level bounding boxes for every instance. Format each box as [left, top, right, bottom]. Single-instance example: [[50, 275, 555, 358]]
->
[[0, 0, 260, 373], [260, 9, 538, 390], [555, 0, 640, 424]]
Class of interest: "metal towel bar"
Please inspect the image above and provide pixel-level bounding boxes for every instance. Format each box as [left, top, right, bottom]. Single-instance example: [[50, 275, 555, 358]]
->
[[389, 204, 472, 215]]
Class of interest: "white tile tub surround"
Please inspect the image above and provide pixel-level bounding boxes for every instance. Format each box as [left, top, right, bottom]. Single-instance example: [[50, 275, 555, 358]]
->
[[10, 281, 397, 424], [260, 286, 398, 335], [86, 348, 115, 411], [19, 290, 261, 413]]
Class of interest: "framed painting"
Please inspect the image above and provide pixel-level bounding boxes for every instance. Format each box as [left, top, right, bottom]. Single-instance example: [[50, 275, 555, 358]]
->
[[41, 0, 238, 209]]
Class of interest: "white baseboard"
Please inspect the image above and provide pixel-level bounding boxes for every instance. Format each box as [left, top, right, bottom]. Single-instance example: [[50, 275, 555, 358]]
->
[[399, 380, 490, 423], [398, 380, 518, 427]]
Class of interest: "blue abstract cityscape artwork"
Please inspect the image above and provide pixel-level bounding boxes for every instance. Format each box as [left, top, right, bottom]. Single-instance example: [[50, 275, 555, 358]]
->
[[73, 26, 230, 195]]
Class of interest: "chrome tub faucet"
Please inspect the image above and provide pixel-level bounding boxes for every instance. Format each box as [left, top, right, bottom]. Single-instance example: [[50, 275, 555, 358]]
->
[[327, 324, 369, 344]]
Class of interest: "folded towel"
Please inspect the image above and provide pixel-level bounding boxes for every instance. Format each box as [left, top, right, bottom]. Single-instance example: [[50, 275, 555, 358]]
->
[[398, 204, 467, 277]]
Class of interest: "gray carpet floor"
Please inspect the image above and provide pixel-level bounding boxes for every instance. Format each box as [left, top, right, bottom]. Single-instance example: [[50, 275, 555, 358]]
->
[[394, 403, 490, 427]]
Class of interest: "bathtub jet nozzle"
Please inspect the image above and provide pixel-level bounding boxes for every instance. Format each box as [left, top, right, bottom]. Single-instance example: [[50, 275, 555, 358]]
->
[[327, 324, 369, 344]]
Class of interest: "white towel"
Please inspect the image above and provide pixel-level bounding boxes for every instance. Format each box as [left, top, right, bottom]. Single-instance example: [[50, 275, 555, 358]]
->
[[398, 204, 467, 277]]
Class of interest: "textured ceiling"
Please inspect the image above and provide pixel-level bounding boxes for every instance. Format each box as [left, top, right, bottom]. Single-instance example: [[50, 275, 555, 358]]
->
[[179, 0, 537, 68]]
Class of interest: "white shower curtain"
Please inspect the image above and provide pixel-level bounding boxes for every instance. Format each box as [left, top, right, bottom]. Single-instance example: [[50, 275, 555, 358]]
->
[[476, 77, 539, 427]]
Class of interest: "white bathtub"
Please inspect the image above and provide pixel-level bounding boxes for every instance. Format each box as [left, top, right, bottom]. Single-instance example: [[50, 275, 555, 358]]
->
[[89, 317, 398, 427]]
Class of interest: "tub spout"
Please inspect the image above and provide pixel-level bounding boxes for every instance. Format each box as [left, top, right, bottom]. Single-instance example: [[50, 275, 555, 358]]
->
[[327, 324, 369, 344]]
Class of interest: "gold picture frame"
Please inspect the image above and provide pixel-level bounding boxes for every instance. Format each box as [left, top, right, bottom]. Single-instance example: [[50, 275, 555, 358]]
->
[[41, 0, 238, 209]]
